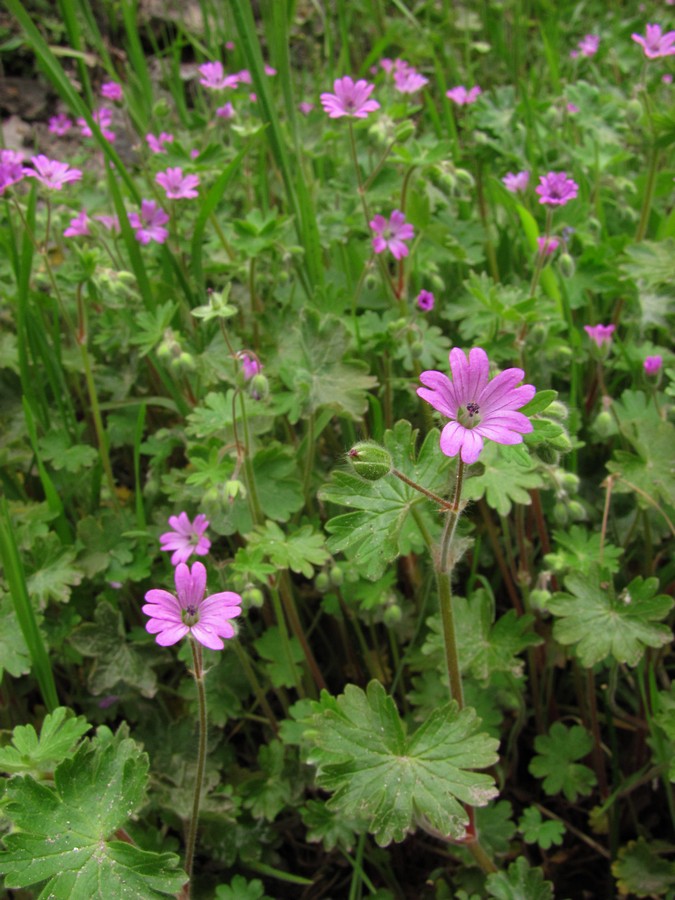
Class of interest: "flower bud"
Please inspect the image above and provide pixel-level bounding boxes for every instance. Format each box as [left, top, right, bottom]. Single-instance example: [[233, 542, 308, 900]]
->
[[553, 501, 568, 525], [383, 604, 403, 626], [347, 442, 393, 481], [455, 168, 475, 191], [529, 588, 552, 610], [550, 429, 572, 452], [410, 341, 424, 358], [364, 273, 378, 291], [315, 571, 331, 593], [395, 120, 416, 142], [170, 351, 195, 371], [567, 500, 586, 521], [249, 373, 269, 400], [593, 410, 615, 439], [560, 472, 580, 491], [558, 252, 575, 278], [242, 586, 264, 608], [153, 98, 170, 118], [329, 564, 344, 587], [224, 479, 246, 501], [625, 98, 643, 123], [547, 401, 568, 420], [534, 444, 559, 465]]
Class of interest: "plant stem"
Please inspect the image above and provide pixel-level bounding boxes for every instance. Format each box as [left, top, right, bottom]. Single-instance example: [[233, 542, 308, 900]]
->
[[390, 468, 454, 509], [437, 460, 465, 707], [184, 638, 207, 893], [347, 119, 371, 227]]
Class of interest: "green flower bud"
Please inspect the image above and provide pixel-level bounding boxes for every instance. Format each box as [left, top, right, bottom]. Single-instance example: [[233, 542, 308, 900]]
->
[[534, 444, 559, 465], [455, 168, 475, 190], [394, 120, 416, 142], [625, 98, 643, 124], [410, 341, 424, 359], [249, 373, 269, 400], [329, 565, 344, 587], [593, 410, 615, 439], [567, 500, 586, 521], [529, 588, 552, 610], [383, 604, 403, 626], [347, 442, 393, 481], [560, 472, 580, 491], [153, 98, 170, 118], [550, 429, 572, 452], [558, 252, 575, 278], [364, 273, 378, 291], [315, 571, 331, 593], [170, 351, 195, 371], [242, 586, 264, 608], [553, 501, 568, 525], [224, 479, 246, 501], [547, 401, 569, 420]]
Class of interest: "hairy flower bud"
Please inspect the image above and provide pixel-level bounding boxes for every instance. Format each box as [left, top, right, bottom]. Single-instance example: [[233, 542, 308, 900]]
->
[[347, 442, 393, 481], [249, 373, 269, 400], [558, 252, 575, 278]]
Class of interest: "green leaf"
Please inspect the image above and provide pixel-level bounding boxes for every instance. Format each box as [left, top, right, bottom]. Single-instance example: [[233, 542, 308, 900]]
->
[[300, 799, 359, 852], [612, 838, 675, 898], [547, 569, 673, 667], [254, 627, 305, 688], [240, 740, 297, 821], [519, 390, 558, 417], [528, 722, 597, 802], [245, 521, 329, 578], [486, 857, 554, 900], [69, 601, 158, 698], [305, 680, 499, 846], [38, 433, 99, 473], [319, 420, 451, 580], [277, 309, 378, 421], [0, 593, 31, 683], [462, 442, 544, 516], [129, 302, 178, 357], [0, 707, 91, 775], [518, 807, 565, 850], [253, 445, 304, 522], [544, 526, 623, 576], [0, 727, 186, 897], [423, 588, 542, 684], [27, 543, 82, 607]]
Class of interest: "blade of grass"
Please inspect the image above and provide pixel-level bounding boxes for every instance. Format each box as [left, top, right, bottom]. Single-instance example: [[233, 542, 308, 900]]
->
[[22, 398, 72, 544], [0, 498, 59, 712]]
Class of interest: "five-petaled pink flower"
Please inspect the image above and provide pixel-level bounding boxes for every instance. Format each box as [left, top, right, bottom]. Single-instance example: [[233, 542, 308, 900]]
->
[[0, 150, 26, 195], [502, 171, 530, 193], [584, 323, 615, 348], [536, 171, 579, 206], [370, 209, 415, 259], [394, 64, 429, 94], [320, 76, 380, 119], [216, 102, 235, 119], [146, 132, 174, 154], [128, 199, 169, 245], [417, 347, 536, 465], [23, 155, 82, 190], [101, 81, 123, 101], [417, 289, 435, 311], [644, 355, 663, 375], [156, 167, 200, 200], [64, 210, 91, 238], [446, 85, 482, 106], [48, 113, 73, 136], [631, 24, 675, 59], [143, 561, 241, 650], [78, 108, 116, 142], [160, 512, 211, 565], [576, 34, 600, 57], [198, 61, 239, 90]]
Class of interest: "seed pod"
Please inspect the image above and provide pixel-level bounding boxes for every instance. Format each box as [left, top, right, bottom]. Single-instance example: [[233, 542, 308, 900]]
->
[[347, 442, 393, 481]]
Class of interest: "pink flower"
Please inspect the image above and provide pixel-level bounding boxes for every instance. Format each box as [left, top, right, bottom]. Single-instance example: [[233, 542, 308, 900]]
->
[[249, 92, 257, 102], [644, 355, 663, 375], [380, 58, 395, 73], [320, 76, 380, 119], [64, 210, 91, 238], [446, 85, 482, 106], [155, 167, 200, 200], [417, 347, 536, 465], [298, 101, 314, 115], [23, 155, 82, 190], [128, 200, 169, 245], [584, 323, 615, 348], [631, 24, 675, 59], [78, 108, 116, 142], [101, 81, 123, 101], [536, 171, 579, 206], [537, 236, 560, 255], [48, 113, 73, 135], [0, 150, 26, 195], [664, 73, 673, 84], [577, 34, 600, 57], [370, 209, 415, 259], [225, 41, 235, 51], [240, 352, 261, 381], [237, 69, 252, 84], [198, 61, 239, 89], [94, 214, 120, 233], [393, 65, 429, 94], [216, 102, 235, 119], [146, 132, 174, 154], [502, 170, 530, 193], [566, 102, 579, 113], [416, 289, 435, 311], [160, 512, 211, 565], [264, 64, 277, 76], [143, 561, 241, 650]]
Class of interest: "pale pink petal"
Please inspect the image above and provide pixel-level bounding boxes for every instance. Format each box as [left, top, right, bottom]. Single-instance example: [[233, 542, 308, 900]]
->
[[459, 429, 484, 464]]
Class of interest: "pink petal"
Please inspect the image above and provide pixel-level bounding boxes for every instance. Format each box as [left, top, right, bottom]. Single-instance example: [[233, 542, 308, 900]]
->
[[449, 348, 489, 402], [175, 561, 206, 608], [459, 428, 484, 464], [439, 420, 467, 458], [154, 623, 189, 645], [190, 624, 225, 650]]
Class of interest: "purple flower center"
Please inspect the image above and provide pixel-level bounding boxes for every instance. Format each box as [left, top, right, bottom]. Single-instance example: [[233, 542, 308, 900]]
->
[[459, 401, 481, 428], [182, 604, 200, 626]]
